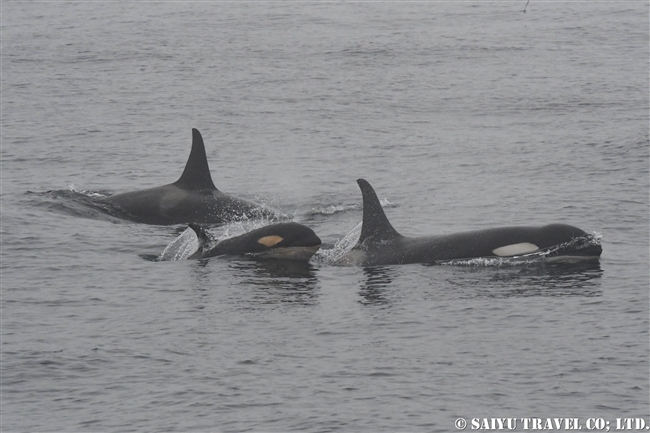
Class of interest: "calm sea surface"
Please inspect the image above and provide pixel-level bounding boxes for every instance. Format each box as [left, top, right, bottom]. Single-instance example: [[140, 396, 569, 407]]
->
[[2, 2, 649, 432]]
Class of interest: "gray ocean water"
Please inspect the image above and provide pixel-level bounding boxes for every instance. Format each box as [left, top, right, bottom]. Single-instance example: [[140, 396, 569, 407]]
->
[[2, 2, 649, 432]]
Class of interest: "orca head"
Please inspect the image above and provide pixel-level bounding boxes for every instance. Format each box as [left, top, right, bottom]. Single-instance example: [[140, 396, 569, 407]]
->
[[355, 179, 401, 248], [241, 222, 322, 261], [186, 222, 321, 261], [490, 224, 602, 261], [173, 128, 218, 191], [539, 223, 588, 245], [539, 224, 602, 261]]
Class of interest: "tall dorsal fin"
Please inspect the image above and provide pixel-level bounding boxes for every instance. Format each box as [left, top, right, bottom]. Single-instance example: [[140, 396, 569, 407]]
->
[[173, 128, 218, 190], [356, 179, 401, 245]]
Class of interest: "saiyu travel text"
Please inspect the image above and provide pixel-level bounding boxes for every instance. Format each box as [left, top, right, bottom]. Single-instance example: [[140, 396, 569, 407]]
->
[[454, 417, 650, 431]]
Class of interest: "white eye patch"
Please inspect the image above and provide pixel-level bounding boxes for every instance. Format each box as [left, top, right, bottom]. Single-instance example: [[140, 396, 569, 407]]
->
[[257, 235, 283, 247], [492, 242, 539, 257]]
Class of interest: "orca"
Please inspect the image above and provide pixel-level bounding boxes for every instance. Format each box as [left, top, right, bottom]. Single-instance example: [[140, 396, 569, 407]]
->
[[185, 222, 321, 261], [336, 179, 602, 266], [102, 129, 278, 225]]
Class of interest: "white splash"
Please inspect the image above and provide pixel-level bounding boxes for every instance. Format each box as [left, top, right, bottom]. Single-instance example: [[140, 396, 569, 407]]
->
[[316, 221, 362, 264], [159, 227, 200, 261]]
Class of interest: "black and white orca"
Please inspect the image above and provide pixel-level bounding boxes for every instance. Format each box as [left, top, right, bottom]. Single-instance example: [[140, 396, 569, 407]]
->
[[336, 179, 602, 266], [186, 222, 321, 261], [103, 129, 278, 225]]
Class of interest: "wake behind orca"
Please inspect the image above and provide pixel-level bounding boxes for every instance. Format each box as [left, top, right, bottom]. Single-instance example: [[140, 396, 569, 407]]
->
[[336, 179, 602, 266], [102, 129, 278, 225]]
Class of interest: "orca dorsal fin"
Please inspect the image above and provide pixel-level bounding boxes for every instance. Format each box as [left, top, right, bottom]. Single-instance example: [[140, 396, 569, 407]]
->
[[173, 128, 218, 190], [356, 179, 401, 244], [188, 223, 212, 248]]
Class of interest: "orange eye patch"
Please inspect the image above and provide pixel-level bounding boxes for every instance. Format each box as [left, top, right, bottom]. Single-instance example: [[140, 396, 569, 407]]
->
[[257, 235, 283, 247]]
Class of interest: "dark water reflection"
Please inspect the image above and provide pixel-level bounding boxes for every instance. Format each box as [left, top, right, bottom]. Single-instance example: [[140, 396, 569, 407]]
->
[[184, 258, 320, 308], [356, 261, 603, 304], [358, 266, 396, 306], [479, 261, 603, 298], [437, 261, 604, 299], [229, 259, 320, 306]]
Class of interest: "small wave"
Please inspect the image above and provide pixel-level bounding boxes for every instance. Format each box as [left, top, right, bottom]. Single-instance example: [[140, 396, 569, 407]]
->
[[303, 198, 396, 218], [436, 256, 543, 267], [306, 203, 360, 217], [66, 185, 113, 198], [375, 198, 398, 208]]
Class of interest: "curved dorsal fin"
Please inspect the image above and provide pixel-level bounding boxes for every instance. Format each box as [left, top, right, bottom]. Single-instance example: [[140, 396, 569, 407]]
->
[[173, 128, 218, 190], [188, 223, 212, 248], [356, 179, 401, 244]]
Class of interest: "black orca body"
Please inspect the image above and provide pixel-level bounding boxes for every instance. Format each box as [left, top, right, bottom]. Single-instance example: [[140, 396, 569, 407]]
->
[[103, 129, 278, 225], [188, 222, 322, 261], [337, 179, 602, 266]]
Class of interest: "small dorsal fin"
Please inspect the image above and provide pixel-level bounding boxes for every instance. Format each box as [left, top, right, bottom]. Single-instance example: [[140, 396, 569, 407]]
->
[[173, 128, 218, 190], [188, 223, 212, 248], [356, 179, 401, 244]]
